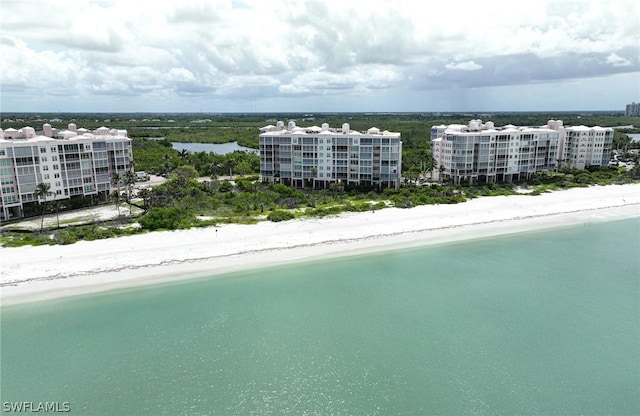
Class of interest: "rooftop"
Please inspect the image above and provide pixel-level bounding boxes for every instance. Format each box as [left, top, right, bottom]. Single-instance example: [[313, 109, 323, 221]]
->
[[0, 123, 129, 143], [260, 121, 400, 137]]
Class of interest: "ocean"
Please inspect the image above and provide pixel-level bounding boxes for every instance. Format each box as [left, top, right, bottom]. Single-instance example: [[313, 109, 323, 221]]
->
[[1, 218, 639, 415]]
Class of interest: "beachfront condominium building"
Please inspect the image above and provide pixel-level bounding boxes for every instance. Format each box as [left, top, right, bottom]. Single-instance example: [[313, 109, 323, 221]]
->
[[431, 119, 613, 184], [625, 102, 640, 117], [0, 124, 132, 221], [550, 121, 614, 170], [431, 120, 560, 184], [259, 121, 402, 189]]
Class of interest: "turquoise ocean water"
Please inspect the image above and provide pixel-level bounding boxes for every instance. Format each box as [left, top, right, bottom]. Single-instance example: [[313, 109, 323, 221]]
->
[[1, 218, 639, 415]]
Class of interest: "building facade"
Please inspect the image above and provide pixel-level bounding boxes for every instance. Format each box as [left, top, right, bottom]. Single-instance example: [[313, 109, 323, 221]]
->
[[0, 124, 132, 221], [431, 119, 613, 184], [259, 121, 402, 189], [431, 120, 560, 184], [550, 121, 613, 170], [625, 102, 640, 117]]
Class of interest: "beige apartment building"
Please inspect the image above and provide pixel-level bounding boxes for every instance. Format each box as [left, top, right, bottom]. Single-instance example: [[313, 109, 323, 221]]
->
[[0, 124, 132, 221], [259, 121, 402, 189], [431, 119, 613, 184]]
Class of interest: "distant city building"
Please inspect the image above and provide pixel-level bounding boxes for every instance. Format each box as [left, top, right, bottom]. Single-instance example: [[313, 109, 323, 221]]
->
[[431, 119, 613, 184], [625, 102, 640, 117], [0, 124, 132, 221], [259, 121, 402, 189]]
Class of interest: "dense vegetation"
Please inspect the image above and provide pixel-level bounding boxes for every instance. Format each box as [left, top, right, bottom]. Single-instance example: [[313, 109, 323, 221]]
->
[[4, 162, 637, 247], [132, 138, 259, 177]]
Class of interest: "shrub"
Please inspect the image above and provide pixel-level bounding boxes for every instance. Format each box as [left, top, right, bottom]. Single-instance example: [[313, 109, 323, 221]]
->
[[138, 207, 195, 230], [278, 197, 302, 209], [306, 206, 342, 217], [396, 200, 414, 208], [267, 210, 295, 222]]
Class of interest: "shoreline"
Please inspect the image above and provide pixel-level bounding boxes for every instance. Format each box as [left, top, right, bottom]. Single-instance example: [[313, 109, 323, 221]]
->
[[2, 184, 639, 306]]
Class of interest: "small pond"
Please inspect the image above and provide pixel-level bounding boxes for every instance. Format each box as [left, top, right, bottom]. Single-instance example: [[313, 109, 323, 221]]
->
[[626, 133, 640, 142]]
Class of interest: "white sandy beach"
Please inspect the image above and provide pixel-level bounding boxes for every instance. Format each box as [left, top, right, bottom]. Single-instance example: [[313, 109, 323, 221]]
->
[[1, 184, 639, 306]]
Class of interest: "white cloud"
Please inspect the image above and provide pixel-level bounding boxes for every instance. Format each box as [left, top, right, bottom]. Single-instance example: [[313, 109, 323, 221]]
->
[[279, 65, 403, 96], [1, 0, 639, 111], [445, 61, 483, 71], [606, 53, 632, 67], [167, 68, 197, 82]]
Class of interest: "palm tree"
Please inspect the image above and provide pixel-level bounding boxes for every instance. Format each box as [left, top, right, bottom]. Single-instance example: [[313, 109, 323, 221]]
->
[[310, 166, 318, 189], [138, 187, 150, 208], [162, 153, 172, 176], [211, 162, 223, 179], [438, 165, 446, 183], [34, 182, 52, 233], [224, 158, 235, 178], [111, 173, 122, 215], [50, 200, 61, 229], [123, 171, 136, 215]]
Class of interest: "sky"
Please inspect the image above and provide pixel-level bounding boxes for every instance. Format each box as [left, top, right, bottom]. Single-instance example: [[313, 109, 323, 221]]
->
[[1, 0, 639, 113]]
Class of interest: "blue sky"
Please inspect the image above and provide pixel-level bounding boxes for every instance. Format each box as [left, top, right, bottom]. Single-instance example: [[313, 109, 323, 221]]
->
[[1, 0, 638, 113]]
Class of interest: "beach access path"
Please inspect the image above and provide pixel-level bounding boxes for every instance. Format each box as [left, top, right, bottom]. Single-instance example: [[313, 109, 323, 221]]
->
[[1, 184, 639, 305]]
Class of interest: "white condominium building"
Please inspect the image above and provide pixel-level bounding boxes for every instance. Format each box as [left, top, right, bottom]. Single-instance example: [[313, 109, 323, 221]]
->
[[431, 119, 613, 184], [259, 121, 402, 189], [0, 124, 132, 221], [548, 120, 614, 170], [432, 120, 560, 184]]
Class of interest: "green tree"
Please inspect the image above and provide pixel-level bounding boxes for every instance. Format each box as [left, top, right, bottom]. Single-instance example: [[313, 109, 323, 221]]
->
[[49, 200, 61, 229], [407, 166, 421, 184], [310, 166, 318, 189], [178, 148, 190, 161], [35, 182, 52, 233], [171, 165, 199, 182], [122, 171, 136, 215], [138, 187, 150, 207], [438, 165, 446, 183], [162, 153, 173, 175], [111, 173, 122, 215]]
